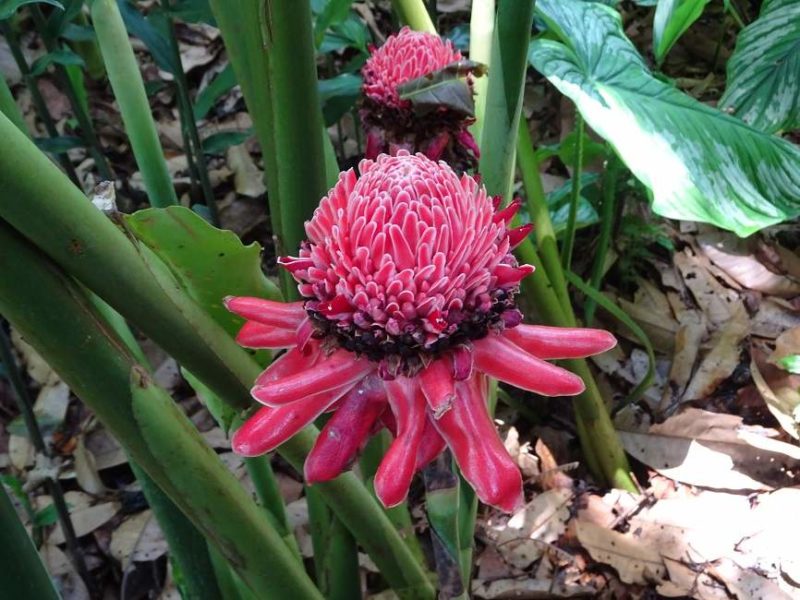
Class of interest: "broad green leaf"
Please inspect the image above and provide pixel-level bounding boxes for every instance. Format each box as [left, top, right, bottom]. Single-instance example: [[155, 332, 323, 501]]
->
[[530, 0, 800, 237], [314, 0, 352, 48], [0, 0, 62, 20], [34, 135, 83, 153], [30, 48, 85, 76], [201, 128, 253, 154], [182, 367, 237, 433], [653, 0, 711, 65], [125, 206, 281, 340], [398, 60, 486, 117], [318, 73, 362, 125], [118, 0, 176, 74], [719, 0, 800, 134]]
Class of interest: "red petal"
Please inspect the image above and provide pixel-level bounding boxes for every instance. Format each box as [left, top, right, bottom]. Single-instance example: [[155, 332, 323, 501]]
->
[[224, 296, 306, 329], [473, 335, 585, 396], [503, 325, 617, 359], [374, 378, 427, 507], [494, 264, 534, 287], [424, 132, 450, 161], [254, 345, 321, 388], [419, 359, 456, 419], [507, 224, 533, 249], [252, 350, 374, 406], [450, 345, 473, 381], [304, 375, 387, 483], [493, 199, 522, 225], [432, 374, 523, 513], [236, 321, 296, 349], [414, 419, 446, 471], [231, 386, 350, 456]]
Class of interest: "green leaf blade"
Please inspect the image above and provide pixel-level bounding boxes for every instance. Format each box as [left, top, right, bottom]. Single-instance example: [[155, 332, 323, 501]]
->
[[653, 0, 711, 65], [720, 0, 800, 133], [531, 0, 800, 237]]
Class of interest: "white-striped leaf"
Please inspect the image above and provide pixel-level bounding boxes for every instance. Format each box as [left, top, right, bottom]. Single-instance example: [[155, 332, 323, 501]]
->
[[653, 0, 711, 65], [530, 0, 800, 237], [720, 0, 800, 134]]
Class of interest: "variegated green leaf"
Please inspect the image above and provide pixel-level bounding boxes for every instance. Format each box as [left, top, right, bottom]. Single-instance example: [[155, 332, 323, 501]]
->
[[530, 0, 800, 237], [720, 0, 800, 134]]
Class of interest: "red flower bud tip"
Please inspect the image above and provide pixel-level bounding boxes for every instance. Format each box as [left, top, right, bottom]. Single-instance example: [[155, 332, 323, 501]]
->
[[226, 153, 615, 512], [507, 223, 534, 249]]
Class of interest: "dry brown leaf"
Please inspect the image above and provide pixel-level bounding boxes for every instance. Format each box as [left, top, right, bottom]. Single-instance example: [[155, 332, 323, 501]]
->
[[226, 145, 266, 198], [534, 438, 573, 491], [11, 328, 55, 385], [618, 408, 800, 490], [110, 510, 168, 565], [674, 250, 740, 329], [750, 346, 800, 439], [750, 298, 800, 339], [660, 308, 707, 412], [49, 500, 119, 545], [503, 427, 540, 479], [710, 558, 794, 600], [698, 233, 800, 298], [485, 488, 573, 569], [771, 326, 800, 365], [682, 304, 749, 401], [73, 436, 106, 495], [472, 577, 597, 599], [614, 293, 677, 354], [9, 434, 34, 469]]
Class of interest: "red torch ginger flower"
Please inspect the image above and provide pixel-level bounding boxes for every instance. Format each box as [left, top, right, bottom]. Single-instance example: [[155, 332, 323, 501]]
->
[[226, 152, 615, 513], [360, 27, 481, 170]]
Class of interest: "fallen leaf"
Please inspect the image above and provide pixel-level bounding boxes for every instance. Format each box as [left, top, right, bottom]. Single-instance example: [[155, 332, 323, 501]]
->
[[751, 346, 800, 439], [674, 251, 740, 329], [49, 500, 119, 545], [485, 488, 573, 569], [74, 436, 106, 495], [698, 233, 800, 298], [472, 576, 597, 598], [226, 145, 266, 198], [110, 510, 168, 565], [618, 408, 800, 490]]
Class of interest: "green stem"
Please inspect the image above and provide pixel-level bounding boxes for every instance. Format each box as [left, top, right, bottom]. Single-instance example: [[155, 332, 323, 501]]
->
[[560, 113, 584, 270], [0, 481, 60, 600], [0, 112, 434, 599], [90, 0, 178, 207], [0, 21, 80, 184], [584, 155, 619, 326], [31, 6, 114, 180], [391, 0, 437, 33], [162, 6, 219, 224], [468, 0, 495, 148], [245, 456, 302, 562]]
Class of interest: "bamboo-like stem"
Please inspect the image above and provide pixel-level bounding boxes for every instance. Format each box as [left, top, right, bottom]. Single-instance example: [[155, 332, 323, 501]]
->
[[478, 0, 535, 204], [31, 6, 114, 181], [560, 113, 584, 270], [391, 0, 437, 33], [0, 225, 322, 599], [0, 481, 60, 600], [89, 0, 178, 207], [585, 155, 619, 325], [0, 113, 435, 599], [468, 0, 495, 147], [0, 21, 81, 184]]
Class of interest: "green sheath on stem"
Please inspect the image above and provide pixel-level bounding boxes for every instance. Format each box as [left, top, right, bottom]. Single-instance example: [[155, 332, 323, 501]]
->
[[391, 0, 437, 33], [90, 0, 178, 207], [0, 113, 434, 599], [0, 482, 60, 600]]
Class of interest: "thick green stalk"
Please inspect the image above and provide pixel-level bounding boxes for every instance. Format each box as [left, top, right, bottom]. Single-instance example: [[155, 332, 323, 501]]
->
[[560, 114, 584, 270], [0, 113, 434, 599], [391, 0, 437, 33], [131, 462, 224, 600], [0, 76, 27, 135], [478, 0, 536, 203], [72, 11, 106, 80], [468, 0, 495, 147], [0, 482, 60, 600], [0, 225, 321, 599], [89, 0, 178, 207], [516, 120, 570, 309]]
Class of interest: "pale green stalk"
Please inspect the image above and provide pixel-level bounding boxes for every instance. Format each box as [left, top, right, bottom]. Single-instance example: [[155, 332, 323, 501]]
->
[[90, 0, 178, 207], [469, 0, 495, 147], [391, 0, 436, 33]]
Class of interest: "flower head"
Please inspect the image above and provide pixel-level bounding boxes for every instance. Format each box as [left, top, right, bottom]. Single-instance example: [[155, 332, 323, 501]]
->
[[360, 28, 481, 169], [226, 153, 615, 512]]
